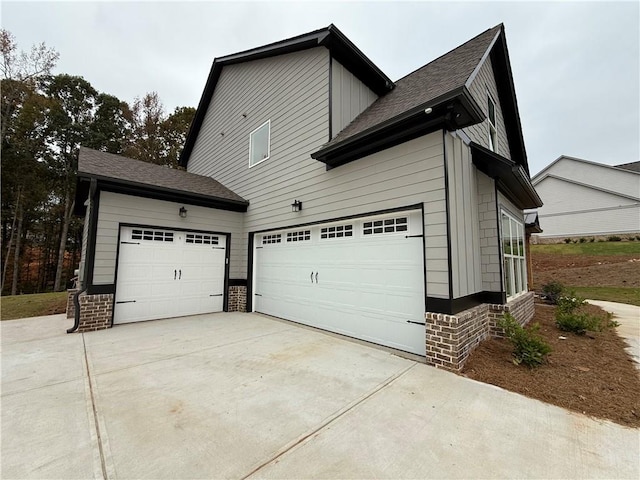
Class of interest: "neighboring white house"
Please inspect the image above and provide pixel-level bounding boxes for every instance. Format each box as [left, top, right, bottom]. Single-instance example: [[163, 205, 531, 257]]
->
[[531, 156, 640, 238]]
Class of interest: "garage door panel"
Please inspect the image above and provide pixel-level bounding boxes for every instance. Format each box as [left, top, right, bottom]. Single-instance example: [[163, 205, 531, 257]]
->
[[255, 211, 426, 356], [114, 227, 227, 324]]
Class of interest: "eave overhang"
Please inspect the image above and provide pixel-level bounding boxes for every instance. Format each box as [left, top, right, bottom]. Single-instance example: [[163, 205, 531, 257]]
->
[[311, 87, 484, 169], [470, 142, 542, 210], [73, 173, 249, 217]]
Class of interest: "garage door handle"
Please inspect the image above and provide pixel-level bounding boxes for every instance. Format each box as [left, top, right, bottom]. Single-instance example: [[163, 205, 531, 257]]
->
[[174, 269, 177, 280], [310, 271, 314, 283], [179, 269, 182, 280], [315, 272, 318, 283]]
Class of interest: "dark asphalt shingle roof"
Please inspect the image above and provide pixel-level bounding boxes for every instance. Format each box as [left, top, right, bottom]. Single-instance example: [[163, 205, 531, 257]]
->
[[78, 147, 248, 205], [327, 25, 501, 147]]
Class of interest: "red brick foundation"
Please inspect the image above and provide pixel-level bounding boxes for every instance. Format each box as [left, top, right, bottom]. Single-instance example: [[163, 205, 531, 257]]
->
[[228, 286, 247, 312], [425, 292, 535, 371], [76, 293, 114, 332], [66, 289, 78, 319]]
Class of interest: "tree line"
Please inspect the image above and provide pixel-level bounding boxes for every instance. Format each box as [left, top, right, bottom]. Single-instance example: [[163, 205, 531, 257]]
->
[[1, 30, 196, 295]]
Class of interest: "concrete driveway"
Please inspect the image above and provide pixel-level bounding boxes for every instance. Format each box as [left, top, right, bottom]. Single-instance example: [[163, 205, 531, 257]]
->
[[1, 313, 638, 479]]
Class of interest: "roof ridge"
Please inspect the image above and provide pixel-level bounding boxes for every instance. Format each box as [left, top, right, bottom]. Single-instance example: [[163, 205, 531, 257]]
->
[[393, 24, 502, 84]]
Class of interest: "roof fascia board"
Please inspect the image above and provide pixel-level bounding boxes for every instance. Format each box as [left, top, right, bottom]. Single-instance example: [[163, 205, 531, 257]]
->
[[464, 28, 502, 89], [535, 173, 640, 202], [77, 173, 249, 212], [488, 27, 529, 175], [313, 87, 467, 159], [470, 142, 542, 209]]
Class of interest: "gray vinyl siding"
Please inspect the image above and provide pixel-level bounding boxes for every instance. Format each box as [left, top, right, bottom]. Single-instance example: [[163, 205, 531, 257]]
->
[[92, 192, 244, 285], [330, 58, 378, 137], [463, 56, 510, 159], [78, 196, 91, 285], [477, 171, 501, 292], [186, 48, 449, 298], [445, 133, 482, 298]]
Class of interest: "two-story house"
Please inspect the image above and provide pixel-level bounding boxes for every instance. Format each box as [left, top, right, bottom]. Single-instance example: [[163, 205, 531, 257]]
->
[[70, 24, 541, 371]]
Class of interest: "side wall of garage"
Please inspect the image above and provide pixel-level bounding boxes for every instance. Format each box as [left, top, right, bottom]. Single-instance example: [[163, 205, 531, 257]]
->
[[92, 191, 245, 286]]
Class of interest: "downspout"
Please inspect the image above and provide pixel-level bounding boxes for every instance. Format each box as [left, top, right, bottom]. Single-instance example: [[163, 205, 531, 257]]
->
[[67, 179, 96, 334]]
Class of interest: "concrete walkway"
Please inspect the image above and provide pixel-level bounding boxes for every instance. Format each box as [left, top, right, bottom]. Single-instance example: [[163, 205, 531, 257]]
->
[[1, 313, 639, 479], [587, 299, 640, 369]]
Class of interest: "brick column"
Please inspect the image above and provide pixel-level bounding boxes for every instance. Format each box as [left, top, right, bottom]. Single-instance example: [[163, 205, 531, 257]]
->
[[76, 293, 114, 332], [66, 289, 78, 319], [228, 286, 247, 312]]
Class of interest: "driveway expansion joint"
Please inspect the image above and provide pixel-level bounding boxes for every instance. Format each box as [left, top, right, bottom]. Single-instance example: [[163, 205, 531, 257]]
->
[[240, 361, 417, 480]]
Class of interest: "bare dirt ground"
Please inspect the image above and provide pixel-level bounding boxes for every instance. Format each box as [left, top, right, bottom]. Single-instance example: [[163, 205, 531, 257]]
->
[[462, 248, 640, 427], [531, 253, 639, 288], [462, 303, 640, 428]]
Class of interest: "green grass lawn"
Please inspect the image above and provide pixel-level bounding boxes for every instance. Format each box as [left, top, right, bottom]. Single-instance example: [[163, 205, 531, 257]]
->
[[1, 291, 68, 321], [531, 241, 640, 256], [570, 286, 640, 307]]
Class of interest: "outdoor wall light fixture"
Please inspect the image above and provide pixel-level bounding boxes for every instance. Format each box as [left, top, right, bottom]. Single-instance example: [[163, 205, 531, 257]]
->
[[179, 206, 188, 218], [291, 200, 303, 212]]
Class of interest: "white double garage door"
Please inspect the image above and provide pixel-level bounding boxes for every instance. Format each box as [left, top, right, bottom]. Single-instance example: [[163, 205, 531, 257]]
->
[[254, 210, 426, 356]]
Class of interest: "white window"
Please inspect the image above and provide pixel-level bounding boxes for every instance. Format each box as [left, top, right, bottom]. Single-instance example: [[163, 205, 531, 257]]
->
[[487, 93, 497, 152], [501, 210, 527, 298], [249, 120, 270, 167], [320, 224, 353, 239], [131, 229, 174, 242], [286, 230, 311, 242], [262, 234, 281, 245]]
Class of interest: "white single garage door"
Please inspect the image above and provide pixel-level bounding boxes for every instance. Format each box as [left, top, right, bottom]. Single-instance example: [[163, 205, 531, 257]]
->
[[254, 210, 426, 355], [114, 226, 227, 324]]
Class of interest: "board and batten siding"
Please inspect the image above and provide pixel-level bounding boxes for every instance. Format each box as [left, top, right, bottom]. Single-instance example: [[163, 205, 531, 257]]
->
[[477, 170, 501, 292], [330, 58, 378, 137], [91, 191, 244, 285], [463, 56, 510, 160], [445, 133, 482, 298]]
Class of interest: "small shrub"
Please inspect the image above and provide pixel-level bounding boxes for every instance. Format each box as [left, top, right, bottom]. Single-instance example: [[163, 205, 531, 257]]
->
[[542, 281, 564, 304], [578, 237, 587, 243], [589, 237, 595, 242], [498, 313, 551, 368], [636, 235, 640, 241], [608, 235, 622, 242], [572, 239, 579, 243], [564, 238, 572, 244], [555, 294, 617, 334]]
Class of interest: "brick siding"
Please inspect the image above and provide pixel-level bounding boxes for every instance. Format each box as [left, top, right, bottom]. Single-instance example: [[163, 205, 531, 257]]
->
[[228, 286, 247, 312], [425, 292, 535, 371], [76, 293, 113, 332]]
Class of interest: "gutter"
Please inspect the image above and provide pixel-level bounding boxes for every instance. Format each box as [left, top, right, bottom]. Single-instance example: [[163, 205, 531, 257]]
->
[[67, 179, 97, 334]]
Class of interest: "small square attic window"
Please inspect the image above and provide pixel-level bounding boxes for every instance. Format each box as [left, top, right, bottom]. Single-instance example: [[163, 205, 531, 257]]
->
[[249, 120, 270, 167]]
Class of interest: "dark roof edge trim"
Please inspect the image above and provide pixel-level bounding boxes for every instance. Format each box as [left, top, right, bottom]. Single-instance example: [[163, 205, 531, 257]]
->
[[470, 142, 542, 209], [465, 27, 502, 89], [77, 173, 249, 212], [313, 87, 468, 159]]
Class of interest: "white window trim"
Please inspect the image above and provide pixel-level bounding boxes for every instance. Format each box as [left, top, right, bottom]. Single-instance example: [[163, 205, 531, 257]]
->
[[249, 119, 271, 168], [501, 209, 527, 300], [487, 91, 497, 152]]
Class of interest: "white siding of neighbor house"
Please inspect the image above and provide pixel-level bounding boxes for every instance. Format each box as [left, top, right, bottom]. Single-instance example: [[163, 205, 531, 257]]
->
[[186, 47, 451, 298], [535, 158, 640, 200], [92, 191, 244, 285], [445, 133, 482, 298], [463, 56, 510, 160], [477, 171, 501, 292], [330, 58, 378, 137], [534, 176, 640, 237]]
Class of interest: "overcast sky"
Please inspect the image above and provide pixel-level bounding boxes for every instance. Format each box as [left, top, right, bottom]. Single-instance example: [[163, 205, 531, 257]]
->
[[2, 1, 638, 175]]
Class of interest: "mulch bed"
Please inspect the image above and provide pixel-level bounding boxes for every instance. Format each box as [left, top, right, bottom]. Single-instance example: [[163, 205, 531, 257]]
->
[[531, 254, 639, 288], [461, 303, 640, 428]]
